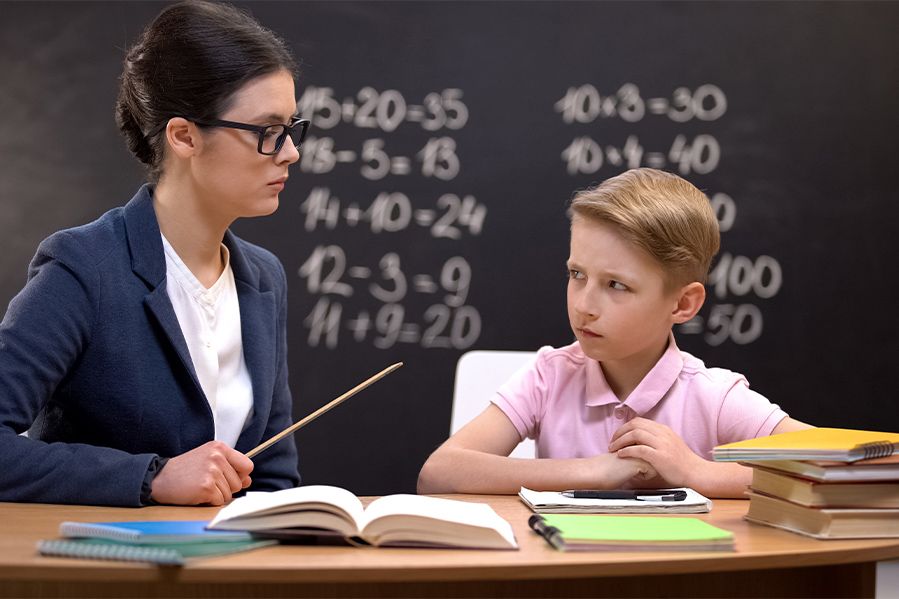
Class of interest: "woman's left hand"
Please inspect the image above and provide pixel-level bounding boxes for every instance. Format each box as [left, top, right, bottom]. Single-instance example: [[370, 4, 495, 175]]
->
[[608, 417, 703, 488]]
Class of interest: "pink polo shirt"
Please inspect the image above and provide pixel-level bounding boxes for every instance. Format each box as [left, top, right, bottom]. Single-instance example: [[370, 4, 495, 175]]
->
[[492, 335, 787, 460]]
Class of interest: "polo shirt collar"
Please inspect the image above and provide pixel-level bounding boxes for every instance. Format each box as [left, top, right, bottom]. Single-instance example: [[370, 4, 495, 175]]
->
[[584, 333, 683, 412], [584, 358, 620, 408]]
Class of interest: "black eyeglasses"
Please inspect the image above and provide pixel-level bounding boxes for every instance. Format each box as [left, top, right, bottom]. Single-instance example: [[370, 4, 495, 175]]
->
[[190, 117, 310, 155]]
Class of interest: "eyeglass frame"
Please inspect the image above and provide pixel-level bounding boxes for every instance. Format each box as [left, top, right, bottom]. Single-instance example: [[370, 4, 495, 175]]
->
[[184, 116, 310, 155]]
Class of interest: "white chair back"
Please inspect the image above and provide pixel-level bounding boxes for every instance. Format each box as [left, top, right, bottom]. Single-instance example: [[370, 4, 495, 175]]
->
[[451, 350, 537, 458]]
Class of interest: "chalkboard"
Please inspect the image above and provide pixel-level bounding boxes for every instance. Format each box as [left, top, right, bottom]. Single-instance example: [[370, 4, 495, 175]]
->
[[1, 1, 897, 495]]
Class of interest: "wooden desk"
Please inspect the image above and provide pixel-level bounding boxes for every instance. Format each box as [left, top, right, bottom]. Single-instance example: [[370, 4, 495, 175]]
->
[[2, 497, 899, 598]]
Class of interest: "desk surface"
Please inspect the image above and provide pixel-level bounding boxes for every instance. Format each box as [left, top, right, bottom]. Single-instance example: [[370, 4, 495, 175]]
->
[[3, 496, 899, 598], [3, 496, 899, 585]]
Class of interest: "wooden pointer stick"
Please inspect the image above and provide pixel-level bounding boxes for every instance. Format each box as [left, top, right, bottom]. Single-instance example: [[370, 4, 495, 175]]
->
[[245, 362, 404, 459]]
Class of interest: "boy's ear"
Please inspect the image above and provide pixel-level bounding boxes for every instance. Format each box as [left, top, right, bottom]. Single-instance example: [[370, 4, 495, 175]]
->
[[671, 282, 706, 324], [164, 117, 200, 158]]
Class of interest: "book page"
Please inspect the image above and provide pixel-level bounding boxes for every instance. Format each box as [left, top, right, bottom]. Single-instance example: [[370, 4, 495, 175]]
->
[[359, 495, 517, 548], [209, 485, 365, 534]]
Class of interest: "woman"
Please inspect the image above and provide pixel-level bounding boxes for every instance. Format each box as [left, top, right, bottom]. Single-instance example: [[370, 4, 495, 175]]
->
[[0, 1, 306, 506]]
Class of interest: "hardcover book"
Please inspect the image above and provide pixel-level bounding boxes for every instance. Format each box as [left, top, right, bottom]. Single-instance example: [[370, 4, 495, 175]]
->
[[208, 485, 518, 550], [750, 467, 899, 508], [739, 456, 899, 483], [745, 491, 899, 539]]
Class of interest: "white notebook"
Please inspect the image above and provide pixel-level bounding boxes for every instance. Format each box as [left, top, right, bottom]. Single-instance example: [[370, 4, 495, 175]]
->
[[519, 487, 712, 514]]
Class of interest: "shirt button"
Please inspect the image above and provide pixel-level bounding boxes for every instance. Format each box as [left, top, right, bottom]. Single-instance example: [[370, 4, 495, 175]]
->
[[614, 406, 626, 420]]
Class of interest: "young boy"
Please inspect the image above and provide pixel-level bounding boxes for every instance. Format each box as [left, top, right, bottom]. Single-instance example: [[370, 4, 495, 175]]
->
[[418, 168, 810, 498]]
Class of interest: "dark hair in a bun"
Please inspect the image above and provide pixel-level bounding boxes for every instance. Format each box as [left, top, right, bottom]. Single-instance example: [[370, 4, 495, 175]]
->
[[115, 0, 298, 182]]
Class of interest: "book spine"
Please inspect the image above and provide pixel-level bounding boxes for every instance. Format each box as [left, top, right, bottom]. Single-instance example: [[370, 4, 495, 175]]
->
[[37, 540, 184, 566]]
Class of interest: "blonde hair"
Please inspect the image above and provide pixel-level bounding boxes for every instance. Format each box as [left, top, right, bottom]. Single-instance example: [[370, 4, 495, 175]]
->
[[568, 168, 720, 288]]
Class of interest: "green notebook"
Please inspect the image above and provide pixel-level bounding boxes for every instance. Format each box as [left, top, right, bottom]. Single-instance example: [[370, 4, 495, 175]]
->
[[37, 537, 276, 566], [528, 514, 734, 552]]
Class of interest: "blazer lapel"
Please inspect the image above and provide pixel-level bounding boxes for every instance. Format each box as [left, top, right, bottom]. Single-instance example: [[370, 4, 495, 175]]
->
[[143, 287, 207, 403], [123, 185, 207, 407], [225, 232, 277, 451], [122, 186, 277, 447]]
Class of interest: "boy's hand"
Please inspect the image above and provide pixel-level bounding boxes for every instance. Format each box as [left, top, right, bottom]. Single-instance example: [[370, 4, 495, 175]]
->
[[586, 452, 658, 489], [150, 441, 253, 506], [608, 417, 703, 488]]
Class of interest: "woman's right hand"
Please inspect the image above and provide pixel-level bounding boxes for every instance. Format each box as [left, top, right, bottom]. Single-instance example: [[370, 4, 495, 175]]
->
[[149, 441, 253, 505]]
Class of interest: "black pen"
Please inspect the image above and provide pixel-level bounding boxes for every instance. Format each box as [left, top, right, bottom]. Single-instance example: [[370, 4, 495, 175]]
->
[[527, 515, 565, 550], [560, 489, 688, 501]]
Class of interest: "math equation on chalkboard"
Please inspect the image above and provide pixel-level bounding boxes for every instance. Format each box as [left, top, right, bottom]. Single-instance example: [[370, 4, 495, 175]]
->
[[556, 82, 782, 347], [293, 82, 784, 350], [294, 86, 482, 350]]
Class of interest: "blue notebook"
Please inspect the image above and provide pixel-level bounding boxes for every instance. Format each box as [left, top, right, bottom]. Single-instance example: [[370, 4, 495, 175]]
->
[[38, 538, 275, 566], [58, 520, 251, 544]]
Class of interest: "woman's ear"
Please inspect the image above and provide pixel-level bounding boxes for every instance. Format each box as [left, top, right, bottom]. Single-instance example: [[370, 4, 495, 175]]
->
[[164, 117, 199, 159], [671, 281, 706, 324]]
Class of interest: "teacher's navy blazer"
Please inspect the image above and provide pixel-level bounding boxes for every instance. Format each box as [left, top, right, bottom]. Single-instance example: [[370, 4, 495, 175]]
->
[[0, 185, 300, 505]]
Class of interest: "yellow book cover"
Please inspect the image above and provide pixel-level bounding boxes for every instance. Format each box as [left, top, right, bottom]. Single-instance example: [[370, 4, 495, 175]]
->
[[713, 428, 899, 462]]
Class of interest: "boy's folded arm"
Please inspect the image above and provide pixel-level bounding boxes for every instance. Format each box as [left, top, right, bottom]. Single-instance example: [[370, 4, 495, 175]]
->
[[417, 405, 655, 494], [682, 460, 753, 498], [610, 416, 815, 498], [770, 416, 814, 435], [417, 404, 524, 494], [419, 445, 655, 495], [686, 418, 814, 498], [685, 418, 814, 497], [669, 417, 815, 498]]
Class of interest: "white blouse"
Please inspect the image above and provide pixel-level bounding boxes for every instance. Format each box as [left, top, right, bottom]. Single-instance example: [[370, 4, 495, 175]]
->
[[161, 234, 253, 447]]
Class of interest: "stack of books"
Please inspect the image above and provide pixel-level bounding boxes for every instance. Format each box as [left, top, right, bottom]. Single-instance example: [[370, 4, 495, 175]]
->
[[713, 428, 899, 539]]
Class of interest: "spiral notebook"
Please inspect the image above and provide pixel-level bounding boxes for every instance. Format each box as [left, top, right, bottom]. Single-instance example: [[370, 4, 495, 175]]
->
[[713, 428, 899, 462], [37, 538, 275, 566], [39, 519, 272, 566], [58, 520, 251, 544]]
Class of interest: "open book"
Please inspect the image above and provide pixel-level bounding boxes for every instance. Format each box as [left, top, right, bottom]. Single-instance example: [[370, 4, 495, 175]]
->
[[208, 485, 518, 550]]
